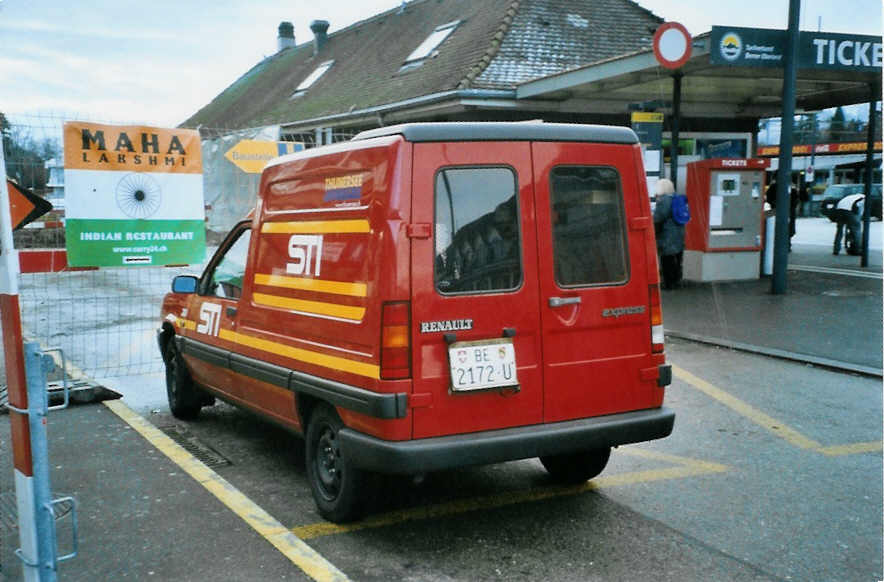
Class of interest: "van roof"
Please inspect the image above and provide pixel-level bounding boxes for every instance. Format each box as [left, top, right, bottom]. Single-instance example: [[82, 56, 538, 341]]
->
[[352, 122, 637, 144]]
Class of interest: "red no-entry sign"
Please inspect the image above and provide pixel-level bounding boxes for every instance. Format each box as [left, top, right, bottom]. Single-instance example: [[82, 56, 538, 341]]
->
[[653, 22, 692, 70]]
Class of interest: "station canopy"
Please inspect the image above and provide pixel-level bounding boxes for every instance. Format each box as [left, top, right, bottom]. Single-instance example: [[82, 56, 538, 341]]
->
[[516, 31, 883, 121]]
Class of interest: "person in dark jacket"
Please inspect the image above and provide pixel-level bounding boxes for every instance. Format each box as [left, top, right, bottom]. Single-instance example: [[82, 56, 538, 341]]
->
[[765, 177, 778, 208], [653, 178, 685, 289], [788, 178, 799, 248], [798, 179, 810, 217], [766, 177, 799, 250]]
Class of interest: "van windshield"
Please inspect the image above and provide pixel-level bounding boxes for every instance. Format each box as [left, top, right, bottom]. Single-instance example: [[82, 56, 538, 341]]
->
[[549, 166, 629, 287], [434, 167, 521, 294]]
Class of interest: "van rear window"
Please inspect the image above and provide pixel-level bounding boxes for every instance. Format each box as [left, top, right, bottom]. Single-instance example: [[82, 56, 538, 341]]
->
[[550, 166, 629, 286], [434, 167, 521, 294]]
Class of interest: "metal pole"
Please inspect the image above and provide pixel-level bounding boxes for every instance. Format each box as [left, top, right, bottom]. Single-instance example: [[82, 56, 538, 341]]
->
[[22, 342, 59, 581], [808, 112, 817, 216], [0, 120, 40, 581], [670, 72, 683, 190], [861, 86, 876, 268], [772, 0, 801, 294]]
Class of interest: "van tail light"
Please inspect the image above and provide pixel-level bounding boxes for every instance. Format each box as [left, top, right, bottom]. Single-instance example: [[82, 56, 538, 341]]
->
[[381, 301, 411, 380], [649, 284, 664, 353]]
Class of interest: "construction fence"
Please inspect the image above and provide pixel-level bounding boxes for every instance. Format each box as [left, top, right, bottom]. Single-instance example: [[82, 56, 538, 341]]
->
[[1, 113, 357, 396]]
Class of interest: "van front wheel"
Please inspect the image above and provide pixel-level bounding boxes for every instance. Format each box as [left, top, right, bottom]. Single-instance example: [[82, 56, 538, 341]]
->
[[540, 447, 611, 484], [164, 342, 202, 420], [305, 404, 366, 523]]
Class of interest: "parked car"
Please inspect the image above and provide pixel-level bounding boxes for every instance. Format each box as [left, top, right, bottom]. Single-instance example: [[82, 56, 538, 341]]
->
[[158, 122, 675, 522], [818, 183, 882, 221]]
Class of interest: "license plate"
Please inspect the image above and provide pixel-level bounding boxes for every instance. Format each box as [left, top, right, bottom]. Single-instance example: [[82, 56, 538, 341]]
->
[[448, 339, 518, 392]]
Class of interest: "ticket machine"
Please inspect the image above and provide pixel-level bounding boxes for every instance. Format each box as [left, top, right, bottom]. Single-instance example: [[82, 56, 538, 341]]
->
[[683, 158, 769, 281]]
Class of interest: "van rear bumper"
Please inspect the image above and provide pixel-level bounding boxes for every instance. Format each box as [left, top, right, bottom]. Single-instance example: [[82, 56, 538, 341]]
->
[[339, 407, 675, 474]]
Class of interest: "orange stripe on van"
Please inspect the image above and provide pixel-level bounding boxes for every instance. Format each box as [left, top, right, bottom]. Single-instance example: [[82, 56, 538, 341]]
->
[[253, 292, 366, 321], [254, 273, 367, 297], [260, 220, 370, 234], [218, 329, 379, 379]]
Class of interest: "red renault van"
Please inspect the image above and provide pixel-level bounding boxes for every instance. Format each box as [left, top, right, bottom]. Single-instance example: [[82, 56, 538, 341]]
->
[[159, 122, 674, 522]]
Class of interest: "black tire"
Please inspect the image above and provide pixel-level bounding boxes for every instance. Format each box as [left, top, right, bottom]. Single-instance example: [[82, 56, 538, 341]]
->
[[164, 341, 202, 420], [540, 447, 611, 484], [305, 404, 367, 522]]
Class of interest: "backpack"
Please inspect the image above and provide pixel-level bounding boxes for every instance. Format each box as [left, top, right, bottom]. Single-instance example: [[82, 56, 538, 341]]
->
[[671, 194, 690, 225]]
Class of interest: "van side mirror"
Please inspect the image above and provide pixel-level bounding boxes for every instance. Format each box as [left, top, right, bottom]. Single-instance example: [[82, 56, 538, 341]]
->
[[171, 275, 198, 294]]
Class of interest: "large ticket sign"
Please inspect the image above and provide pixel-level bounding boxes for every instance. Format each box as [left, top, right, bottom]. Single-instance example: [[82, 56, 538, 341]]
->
[[63, 122, 206, 267], [711, 26, 882, 72]]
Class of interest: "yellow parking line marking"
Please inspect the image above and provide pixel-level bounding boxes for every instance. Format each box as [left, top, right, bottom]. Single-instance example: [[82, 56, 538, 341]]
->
[[672, 364, 823, 450], [817, 441, 884, 457], [291, 449, 728, 541], [103, 400, 350, 582], [672, 364, 882, 456]]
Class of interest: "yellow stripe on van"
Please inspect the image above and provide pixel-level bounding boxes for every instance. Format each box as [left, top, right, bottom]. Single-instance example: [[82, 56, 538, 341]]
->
[[218, 328, 379, 380], [254, 274, 367, 297], [253, 292, 366, 321], [178, 318, 196, 330], [261, 220, 370, 234]]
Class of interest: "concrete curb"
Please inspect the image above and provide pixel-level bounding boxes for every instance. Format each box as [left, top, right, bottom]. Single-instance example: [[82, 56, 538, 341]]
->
[[665, 330, 883, 379]]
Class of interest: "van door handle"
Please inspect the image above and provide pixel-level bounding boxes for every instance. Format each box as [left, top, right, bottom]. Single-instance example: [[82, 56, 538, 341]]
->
[[548, 296, 581, 308]]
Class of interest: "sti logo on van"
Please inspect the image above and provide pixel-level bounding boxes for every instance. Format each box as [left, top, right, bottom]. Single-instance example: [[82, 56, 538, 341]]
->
[[287, 235, 323, 276], [197, 302, 222, 336]]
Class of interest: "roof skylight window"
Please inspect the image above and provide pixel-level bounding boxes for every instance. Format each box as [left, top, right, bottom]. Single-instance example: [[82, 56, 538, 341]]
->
[[290, 60, 334, 98], [402, 21, 460, 67]]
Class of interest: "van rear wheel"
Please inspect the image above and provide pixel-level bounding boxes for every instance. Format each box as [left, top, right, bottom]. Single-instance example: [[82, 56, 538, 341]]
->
[[305, 403, 367, 523], [164, 341, 202, 420], [540, 447, 611, 484]]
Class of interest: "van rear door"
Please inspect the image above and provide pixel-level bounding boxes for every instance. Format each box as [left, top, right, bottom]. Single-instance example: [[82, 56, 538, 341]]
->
[[532, 142, 658, 423], [410, 142, 544, 439]]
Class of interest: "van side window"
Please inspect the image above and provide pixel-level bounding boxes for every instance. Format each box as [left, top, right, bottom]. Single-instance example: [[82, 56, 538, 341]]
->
[[549, 166, 629, 286], [434, 167, 521, 294], [206, 228, 252, 299]]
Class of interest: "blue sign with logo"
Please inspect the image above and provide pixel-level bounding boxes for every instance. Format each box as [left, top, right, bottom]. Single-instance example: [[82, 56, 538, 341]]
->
[[711, 26, 882, 72]]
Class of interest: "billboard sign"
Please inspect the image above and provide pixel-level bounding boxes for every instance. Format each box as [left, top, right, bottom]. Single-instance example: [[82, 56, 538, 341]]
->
[[711, 26, 883, 72], [63, 122, 206, 267], [225, 139, 305, 174]]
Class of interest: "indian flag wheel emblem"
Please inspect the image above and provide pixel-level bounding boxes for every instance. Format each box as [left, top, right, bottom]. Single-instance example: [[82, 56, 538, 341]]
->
[[116, 172, 162, 218]]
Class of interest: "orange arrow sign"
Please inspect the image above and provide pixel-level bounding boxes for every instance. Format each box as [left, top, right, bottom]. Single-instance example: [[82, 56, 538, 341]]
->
[[6, 179, 53, 231]]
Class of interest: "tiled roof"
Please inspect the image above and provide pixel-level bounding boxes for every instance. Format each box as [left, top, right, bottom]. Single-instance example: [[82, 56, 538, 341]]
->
[[475, 0, 661, 88], [183, 0, 662, 130]]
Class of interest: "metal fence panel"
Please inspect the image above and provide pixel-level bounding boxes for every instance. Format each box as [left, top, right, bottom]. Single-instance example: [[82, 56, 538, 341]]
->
[[1, 113, 355, 383]]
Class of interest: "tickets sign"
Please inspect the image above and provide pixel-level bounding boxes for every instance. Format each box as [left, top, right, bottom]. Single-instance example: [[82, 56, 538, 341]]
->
[[711, 26, 883, 72], [63, 122, 206, 267]]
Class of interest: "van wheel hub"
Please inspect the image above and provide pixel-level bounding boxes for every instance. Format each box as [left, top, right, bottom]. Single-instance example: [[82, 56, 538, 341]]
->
[[316, 428, 341, 495]]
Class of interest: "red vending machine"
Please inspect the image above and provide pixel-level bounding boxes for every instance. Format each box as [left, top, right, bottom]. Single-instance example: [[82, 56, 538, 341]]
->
[[683, 158, 769, 281]]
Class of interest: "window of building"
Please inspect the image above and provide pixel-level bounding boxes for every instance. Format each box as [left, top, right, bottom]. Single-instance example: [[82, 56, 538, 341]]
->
[[549, 166, 629, 287], [290, 60, 334, 99], [402, 21, 460, 69], [434, 167, 521, 294]]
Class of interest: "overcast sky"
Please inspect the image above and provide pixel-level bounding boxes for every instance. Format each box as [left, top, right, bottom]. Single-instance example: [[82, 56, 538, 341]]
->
[[0, 0, 881, 128]]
